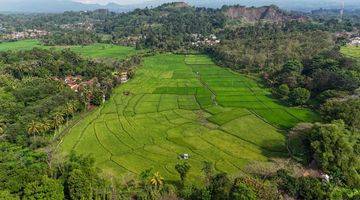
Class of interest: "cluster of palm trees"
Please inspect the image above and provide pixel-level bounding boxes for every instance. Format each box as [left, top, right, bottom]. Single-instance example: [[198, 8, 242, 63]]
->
[[27, 101, 78, 138]]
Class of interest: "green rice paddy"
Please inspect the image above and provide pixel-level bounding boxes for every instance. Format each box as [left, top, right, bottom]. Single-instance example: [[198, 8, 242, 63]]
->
[[0, 40, 138, 59], [59, 53, 318, 181], [0, 39, 42, 51], [69, 43, 138, 59], [341, 45, 360, 60]]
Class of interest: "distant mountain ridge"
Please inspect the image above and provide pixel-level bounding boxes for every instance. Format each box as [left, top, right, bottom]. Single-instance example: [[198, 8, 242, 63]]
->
[[0, 0, 130, 13]]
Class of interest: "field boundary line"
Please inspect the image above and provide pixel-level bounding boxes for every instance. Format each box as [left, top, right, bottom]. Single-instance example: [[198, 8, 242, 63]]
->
[[104, 121, 135, 150], [247, 109, 284, 131], [188, 63, 218, 106], [93, 121, 135, 173], [218, 127, 287, 154], [52, 108, 96, 150], [209, 113, 252, 126], [114, 95, 137, 142], [132, 93, 146, 115], [163, 122, 210, 161]]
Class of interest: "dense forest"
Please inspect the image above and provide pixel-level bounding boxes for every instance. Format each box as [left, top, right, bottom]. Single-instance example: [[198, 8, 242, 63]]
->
[[0, 48, 144, 199], [0, 49, 116, 145], [0, 2, 359, 200]]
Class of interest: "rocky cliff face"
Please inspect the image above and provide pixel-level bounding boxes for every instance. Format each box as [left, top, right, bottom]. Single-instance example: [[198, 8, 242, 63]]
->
[[172, 2, 190, 8], [224, 5, 305, 22], [160, 2, 191, 9]]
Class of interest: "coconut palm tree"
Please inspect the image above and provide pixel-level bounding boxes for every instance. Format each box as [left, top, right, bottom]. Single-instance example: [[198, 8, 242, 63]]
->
[[65, 102, 77, 121], [0, 121, 5, 136], [67, 102, 75, 114], [150, 172, 164, 188], [27, 121, 41, 138], [40, 121, 51, 135], [45, 119, 54, 130], [53, 113, 65, 128]]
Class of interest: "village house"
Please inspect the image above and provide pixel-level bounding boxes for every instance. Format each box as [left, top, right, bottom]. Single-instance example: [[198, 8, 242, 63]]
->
[[64, 75, 98, 92], [349, 37, 360, 46], [1, 29, 49, 40], [60, 22, 94, 31], [0, 25, 6, 33], [190, 33, 220, 47], [65, 75, 83, 92]]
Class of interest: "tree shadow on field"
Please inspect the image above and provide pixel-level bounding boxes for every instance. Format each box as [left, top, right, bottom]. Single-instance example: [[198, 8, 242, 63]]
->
[[166, 180, 182, 189], [260, 139, 289, 159]]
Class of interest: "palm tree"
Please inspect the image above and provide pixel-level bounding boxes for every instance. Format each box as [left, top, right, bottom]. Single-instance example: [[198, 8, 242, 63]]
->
[[66, 102, 76, 115], [45, 119, 54, 130], [53, 113, 65, 128], [65, 102, 77, 122], [150, 172, 164, 188], [40, 122, 51, 135], [0, 122, 5, 136], [27, 121, 41, 138]]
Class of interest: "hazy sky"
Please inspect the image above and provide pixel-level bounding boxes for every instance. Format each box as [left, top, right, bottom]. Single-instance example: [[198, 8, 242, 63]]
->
[[66, 0, 360, 7], [74, 0, 154, 5]]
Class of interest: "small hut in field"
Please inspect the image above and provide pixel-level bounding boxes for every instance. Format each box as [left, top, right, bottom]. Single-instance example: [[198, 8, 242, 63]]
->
[[179, 153, 190, 160]]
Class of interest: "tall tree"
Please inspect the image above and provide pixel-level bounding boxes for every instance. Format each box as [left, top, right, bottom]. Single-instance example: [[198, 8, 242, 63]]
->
[[175, 162, 191, 185], [201, 161, 214, 185], [27, 121, 41, 138], [23, 176, 64, 200], [309, 120, 360, 187], [209, 173, 231, 200]]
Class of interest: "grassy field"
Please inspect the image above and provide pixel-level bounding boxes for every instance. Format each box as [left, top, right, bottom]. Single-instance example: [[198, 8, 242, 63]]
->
[[341, 45, 360, 59], [59, 54, 318, 181], [69, 43, 138, 59], [0, 40, 138, 60], [0, 39, 43, 51]]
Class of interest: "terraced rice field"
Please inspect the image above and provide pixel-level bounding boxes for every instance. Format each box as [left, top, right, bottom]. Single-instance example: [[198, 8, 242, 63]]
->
[[59, 54, 318, 181]]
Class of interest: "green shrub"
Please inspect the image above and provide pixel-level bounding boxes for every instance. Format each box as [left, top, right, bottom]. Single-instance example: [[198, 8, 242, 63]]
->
[[297, 177, 325, 200], [209, 173, 231, 200], [229, 178, 257, 200], [0, 190, 19, 200], [24, 176, 64, 200], [278, 84, 290, 98], [289, 87, 310, 105], [309, 121, 360, 187], [276, 170, 327, 199]]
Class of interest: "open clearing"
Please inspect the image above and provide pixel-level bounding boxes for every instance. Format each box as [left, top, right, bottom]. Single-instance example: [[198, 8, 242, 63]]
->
[[341, 45, 360, 60], [0, 40, 138, 60], [0, 39, 42, 51], [59, 54, 318, 181]]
